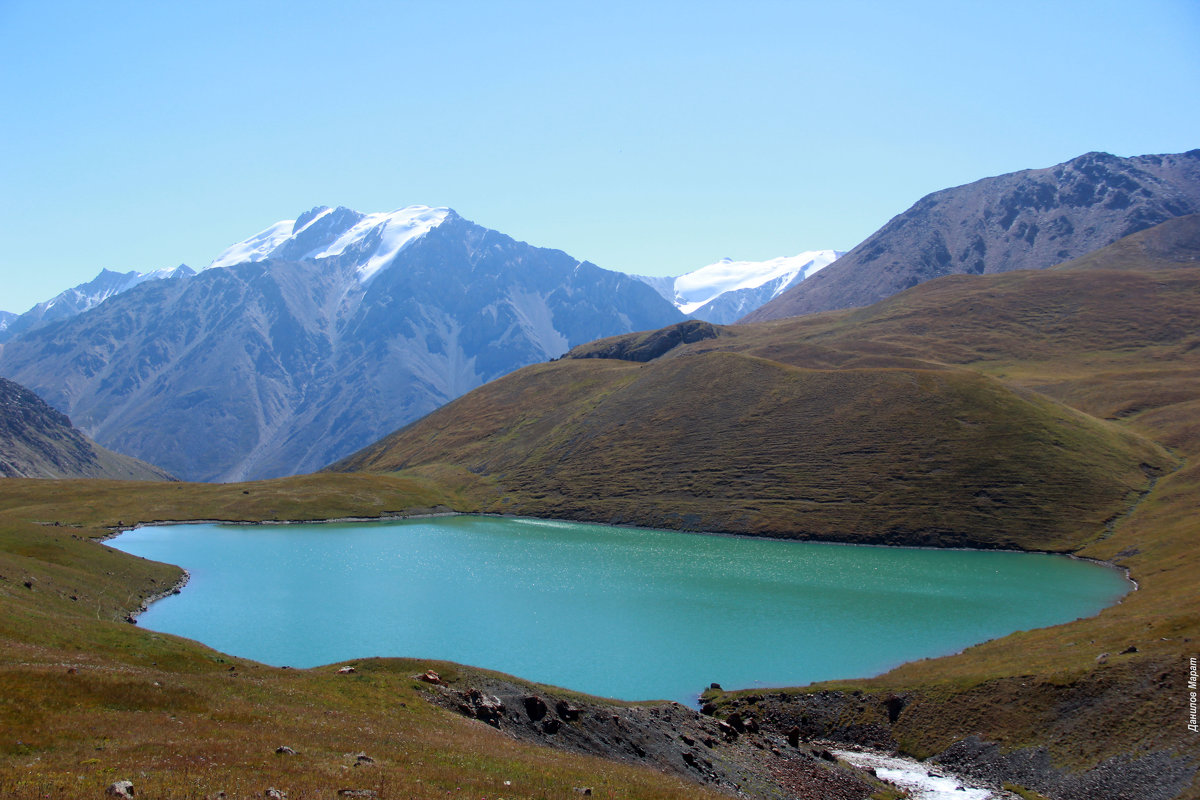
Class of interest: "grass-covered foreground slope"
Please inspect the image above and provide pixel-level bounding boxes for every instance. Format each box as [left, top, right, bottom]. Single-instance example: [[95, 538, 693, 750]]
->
[[333, 220, 1200, 797], [1, 475, 780, 800]]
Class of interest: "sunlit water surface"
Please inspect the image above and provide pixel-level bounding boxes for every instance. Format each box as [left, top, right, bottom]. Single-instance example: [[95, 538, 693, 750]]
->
[[110, 516, 1129, 704]]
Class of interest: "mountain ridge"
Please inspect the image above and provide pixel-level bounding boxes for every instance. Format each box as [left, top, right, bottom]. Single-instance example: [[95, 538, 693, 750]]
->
[[0, 265, 195, 343], [744, 149, 1200, 321]]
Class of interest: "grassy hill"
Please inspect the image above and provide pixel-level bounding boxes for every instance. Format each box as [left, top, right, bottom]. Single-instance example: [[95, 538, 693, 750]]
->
[[335, 257, 1197, 556], [337, 352, 1166, 552], [331, 217, 1200, 798], [2, 217, 1200, 798]]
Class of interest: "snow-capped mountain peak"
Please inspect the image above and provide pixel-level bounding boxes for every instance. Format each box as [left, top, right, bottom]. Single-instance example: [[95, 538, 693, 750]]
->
[[206, 204, 452, 281], [312, 206, 451, 282], [30, 265, 194, 315], [673, 250, 841, 314], [633, 249, 842, 323]]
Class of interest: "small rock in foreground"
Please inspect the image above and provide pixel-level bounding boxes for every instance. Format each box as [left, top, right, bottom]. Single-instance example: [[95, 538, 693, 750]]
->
[[105, 781, 135, 799]]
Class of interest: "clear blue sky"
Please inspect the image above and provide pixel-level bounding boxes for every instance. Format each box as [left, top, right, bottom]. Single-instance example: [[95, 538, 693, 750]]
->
[[2, 0, 1198, 314]]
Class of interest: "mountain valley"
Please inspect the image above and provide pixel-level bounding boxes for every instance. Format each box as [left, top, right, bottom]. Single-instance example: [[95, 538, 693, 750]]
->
[[330, 213, 1200, 798], [1, 156, 1200, 799]]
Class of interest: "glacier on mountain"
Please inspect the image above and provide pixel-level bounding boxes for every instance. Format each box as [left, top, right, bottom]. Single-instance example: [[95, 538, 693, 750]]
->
[[634, 250, 842, 324], [207, 204, 451, 282]]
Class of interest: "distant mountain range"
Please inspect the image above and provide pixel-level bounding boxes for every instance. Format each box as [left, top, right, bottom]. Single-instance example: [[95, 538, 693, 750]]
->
[[0, 376, 173, 480], [4, 149, 1198, 484], [0, 207, 683, 481], [0, 265, 194, 343], [746, 149, 1200, 321], [2, 217, 833, 338]]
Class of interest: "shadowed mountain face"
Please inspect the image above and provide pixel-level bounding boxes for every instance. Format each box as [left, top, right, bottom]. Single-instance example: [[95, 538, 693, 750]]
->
[[0, 214, 682, 482], [0, 377, 173, 480], [745, 150, 1200, 321]]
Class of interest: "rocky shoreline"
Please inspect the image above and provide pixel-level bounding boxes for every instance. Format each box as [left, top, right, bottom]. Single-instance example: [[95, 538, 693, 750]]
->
[[416, 666, 879, 800]]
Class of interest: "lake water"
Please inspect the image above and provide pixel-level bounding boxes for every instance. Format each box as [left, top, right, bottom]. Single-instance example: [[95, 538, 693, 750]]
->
[[110, 515, 1129, 704]]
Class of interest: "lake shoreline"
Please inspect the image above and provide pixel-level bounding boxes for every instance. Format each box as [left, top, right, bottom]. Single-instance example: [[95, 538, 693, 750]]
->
[[108, 514, 1134, 707]]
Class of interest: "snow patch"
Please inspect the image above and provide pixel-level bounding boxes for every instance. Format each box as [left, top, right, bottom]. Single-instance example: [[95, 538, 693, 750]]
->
[[207, 219, 296, 269], [292, 205, 334, 234], [204, 205, 450, 282], [674, 250, 841, 314], [307, 206, 449, 282]]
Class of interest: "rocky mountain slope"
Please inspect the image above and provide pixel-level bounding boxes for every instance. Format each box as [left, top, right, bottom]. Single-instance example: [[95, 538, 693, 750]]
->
[[0, 208, 682, 481], [0, 377, 172, 480], [634, 250, 841, 323], [745, 149, 1200, 321], [1049, 210, 1200, 272]]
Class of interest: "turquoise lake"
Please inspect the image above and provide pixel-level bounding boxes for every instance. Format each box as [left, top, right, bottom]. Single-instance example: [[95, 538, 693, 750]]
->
[[109, 515, 1130, 705]]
